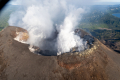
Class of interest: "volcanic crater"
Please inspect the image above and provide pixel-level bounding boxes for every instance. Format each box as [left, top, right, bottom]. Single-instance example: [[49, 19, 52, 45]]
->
[[12, 25, 95, 56], [0, 26, 120, 80]]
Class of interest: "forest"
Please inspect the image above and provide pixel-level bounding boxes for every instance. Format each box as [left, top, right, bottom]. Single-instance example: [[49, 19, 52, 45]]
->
[[79, 5, 120, 42]]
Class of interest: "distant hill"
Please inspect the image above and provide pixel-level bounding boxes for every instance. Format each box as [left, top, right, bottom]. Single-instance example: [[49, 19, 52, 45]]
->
[[0, 5, 19, 30], [78, 5, 120, 52]]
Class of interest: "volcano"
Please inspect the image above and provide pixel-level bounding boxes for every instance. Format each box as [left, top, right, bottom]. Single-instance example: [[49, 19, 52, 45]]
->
[[0, 26, 120, 80]]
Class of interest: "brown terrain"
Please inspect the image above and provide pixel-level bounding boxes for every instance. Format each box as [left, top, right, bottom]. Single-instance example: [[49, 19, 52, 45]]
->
[[0, 26, 120, 80]]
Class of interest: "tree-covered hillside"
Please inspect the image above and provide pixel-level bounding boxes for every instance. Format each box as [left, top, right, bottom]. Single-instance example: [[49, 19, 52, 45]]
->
[[79, 5, 120, 42]]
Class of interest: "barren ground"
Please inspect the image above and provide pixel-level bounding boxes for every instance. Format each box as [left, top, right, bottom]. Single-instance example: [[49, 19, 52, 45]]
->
[[0, 26, 120, 80]]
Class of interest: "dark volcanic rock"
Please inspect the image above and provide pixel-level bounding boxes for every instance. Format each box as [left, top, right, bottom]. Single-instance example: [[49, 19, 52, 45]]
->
[[0, 26, 120, 80], [75, 29, 94, 45], [72, 29, 95, 52], [100, 40, 120, 53]]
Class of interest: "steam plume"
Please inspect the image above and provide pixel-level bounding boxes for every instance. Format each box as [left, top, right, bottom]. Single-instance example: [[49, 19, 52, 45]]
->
[[8, 0, 96, 54]]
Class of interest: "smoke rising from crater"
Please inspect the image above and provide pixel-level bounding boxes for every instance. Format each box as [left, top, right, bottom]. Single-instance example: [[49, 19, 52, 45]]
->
[[8, 0, 97, 54]]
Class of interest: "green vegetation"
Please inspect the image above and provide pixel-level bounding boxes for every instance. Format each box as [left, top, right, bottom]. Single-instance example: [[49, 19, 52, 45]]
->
[[91, 30, 120, 40], [79, 23, 109, 30], [0, 11, 10, 30], [79, 5, 120, 42], [0, 5, 18, 30]]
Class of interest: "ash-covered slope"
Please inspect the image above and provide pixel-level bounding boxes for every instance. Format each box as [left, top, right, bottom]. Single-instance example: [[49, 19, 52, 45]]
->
[[0, 26, 120, 80]]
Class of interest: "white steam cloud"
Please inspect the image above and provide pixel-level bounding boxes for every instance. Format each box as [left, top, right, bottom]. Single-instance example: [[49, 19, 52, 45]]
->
[[8, 0, 96, 54], [57, 7, 85, 53]]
